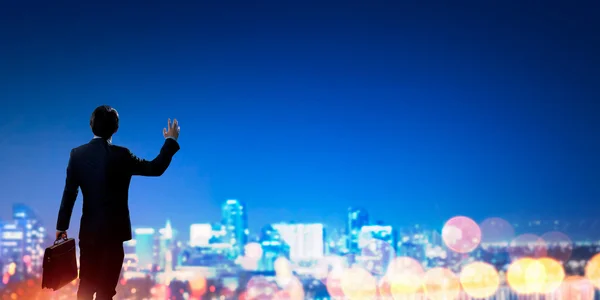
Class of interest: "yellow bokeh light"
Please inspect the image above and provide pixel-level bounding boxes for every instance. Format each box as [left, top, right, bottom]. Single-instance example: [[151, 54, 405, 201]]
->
[[386, 257, 424, 296], [584, 253, 600, 289], [8, 262, 16, 276], [423, 267, 460, 300], [507, 258, 547, 294], [340, 266, 377, 299], [460, 261, 500, 298], [274, 257, 292, 277], [273, 276, 304, 300], [538, 257, 565, 294]]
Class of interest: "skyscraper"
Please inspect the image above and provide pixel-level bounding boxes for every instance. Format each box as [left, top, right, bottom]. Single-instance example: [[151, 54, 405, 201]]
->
[[190, 223, 212, 247], [134, 228, 156, 271], [347, 207, 369, 253], [158, 220, 174, 271], [272, 223, 324, 262], [1, 204, 46, 279], [258, 225, 289, 271], [222, 199, 248, 258], [358, 224, 396, 250]]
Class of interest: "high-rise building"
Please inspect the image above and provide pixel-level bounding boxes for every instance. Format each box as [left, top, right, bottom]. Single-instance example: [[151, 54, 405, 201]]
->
[[134, 228, 156, 271], [258, 225, 289, 271], [222, 199, 248, 258], [1, 222, 24, 266], [347, 207, 369, 253], [1, 204, 46, 280], [358, 225, 396, 250], [190, 223, 213, 247], [272, 223, 324, 262], [159, 220, 174, 271]]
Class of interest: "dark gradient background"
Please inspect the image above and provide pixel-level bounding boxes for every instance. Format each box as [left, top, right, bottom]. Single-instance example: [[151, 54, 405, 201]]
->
[[0, 1, 598, 237]]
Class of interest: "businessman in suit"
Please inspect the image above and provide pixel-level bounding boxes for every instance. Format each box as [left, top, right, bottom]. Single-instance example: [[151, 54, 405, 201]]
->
[[55, 105, 180, 299]]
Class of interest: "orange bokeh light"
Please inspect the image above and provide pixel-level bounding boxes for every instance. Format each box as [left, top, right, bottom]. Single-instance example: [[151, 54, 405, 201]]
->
[[385, 256, 424, 297], [538, 257, 565, 294], [584, 253, 600, 289], [559, 276, 595, 300], [423, 267, 461, 300], [189, 275, 207, 297], [506, 258, 546, 294], [340, 266, 378, 299], [459, 261, 500, 298]]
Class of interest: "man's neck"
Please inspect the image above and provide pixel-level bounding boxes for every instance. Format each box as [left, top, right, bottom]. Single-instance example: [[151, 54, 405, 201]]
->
[[93, 136, 112, 144]]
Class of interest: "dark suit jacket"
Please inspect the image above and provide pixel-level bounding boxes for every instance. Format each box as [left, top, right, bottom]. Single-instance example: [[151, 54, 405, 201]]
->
[[56, 137, 180, 242]]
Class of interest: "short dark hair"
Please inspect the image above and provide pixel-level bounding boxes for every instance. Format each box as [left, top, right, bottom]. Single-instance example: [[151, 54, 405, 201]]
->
[[90, 105, 119, 139]]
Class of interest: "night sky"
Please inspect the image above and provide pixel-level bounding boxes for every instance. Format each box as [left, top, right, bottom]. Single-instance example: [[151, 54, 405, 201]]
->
[[1, 1, 598, 237]]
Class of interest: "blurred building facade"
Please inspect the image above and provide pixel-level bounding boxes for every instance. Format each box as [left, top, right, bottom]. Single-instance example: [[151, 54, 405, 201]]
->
[[222, 199, 248, 258], [272, 223, 324, 262], [347, 207, 369, 253], [0, 204, 47, 283]]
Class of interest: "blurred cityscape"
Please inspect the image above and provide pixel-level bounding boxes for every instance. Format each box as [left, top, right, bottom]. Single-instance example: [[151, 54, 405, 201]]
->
[[2, 201, 600, 299]]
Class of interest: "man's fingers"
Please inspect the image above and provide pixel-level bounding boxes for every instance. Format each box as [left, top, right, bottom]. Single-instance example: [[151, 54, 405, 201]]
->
[[172, 119, 178, 129], [168, 118, 171, 129], [163, 128, 168, 136]]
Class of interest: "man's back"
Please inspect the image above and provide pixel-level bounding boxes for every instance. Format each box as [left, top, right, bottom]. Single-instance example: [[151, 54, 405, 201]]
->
[[57, 137, 179, 242], [54, 105, 180, 300]]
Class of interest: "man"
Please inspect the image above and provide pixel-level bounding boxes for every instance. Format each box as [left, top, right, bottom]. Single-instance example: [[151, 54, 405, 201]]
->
[[55, 105, 180, 299]]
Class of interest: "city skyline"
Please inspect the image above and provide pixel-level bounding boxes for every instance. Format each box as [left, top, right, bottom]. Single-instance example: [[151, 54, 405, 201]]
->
[[3, 200, 600, 298]]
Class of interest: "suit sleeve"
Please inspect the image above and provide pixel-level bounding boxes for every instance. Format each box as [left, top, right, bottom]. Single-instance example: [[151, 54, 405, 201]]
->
[[128, 138, 180, 176], [56, 149, 79, 231]]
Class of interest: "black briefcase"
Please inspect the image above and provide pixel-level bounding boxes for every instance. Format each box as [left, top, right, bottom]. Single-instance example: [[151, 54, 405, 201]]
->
[[42, 237, 78, 291]]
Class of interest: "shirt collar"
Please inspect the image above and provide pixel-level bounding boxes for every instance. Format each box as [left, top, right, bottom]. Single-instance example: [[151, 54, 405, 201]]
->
[[93, 136, 112, 144]]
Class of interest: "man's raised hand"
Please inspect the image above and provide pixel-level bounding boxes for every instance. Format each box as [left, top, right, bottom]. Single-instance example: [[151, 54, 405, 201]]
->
[[163, 118, 180, 140]]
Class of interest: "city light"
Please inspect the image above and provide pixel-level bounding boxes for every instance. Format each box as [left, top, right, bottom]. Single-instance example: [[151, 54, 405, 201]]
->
[[3, 202, 600, 299]]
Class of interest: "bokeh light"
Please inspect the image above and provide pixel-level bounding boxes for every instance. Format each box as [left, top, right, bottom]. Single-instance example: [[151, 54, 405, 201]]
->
[[459, 261, 500, 298], [360, 239, 395, 276], [560, 276, 595, 300], [479, 217, 515, 252], [275, 276, 304, 300], [538, 257, 565, 294], [189, 274, 207, 298], [508, 234, 547, 260], [385, 256, 425, 297], [245, 242, 264, 260], [340, 266, 377, 299], [325, 268, 345, 299], [7, 263, 17, 276], [541, 231, 573, 262], [506, 257, 546, 294], [422, 267, 460, 300], [246, 276, 278, 300], [584, 253, 600, 289], [274, 257, 293, 284], [442, 216, 481, 253]]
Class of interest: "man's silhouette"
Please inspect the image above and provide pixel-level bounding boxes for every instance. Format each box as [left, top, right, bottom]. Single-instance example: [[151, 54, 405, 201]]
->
[[55, 105, 180, 299]]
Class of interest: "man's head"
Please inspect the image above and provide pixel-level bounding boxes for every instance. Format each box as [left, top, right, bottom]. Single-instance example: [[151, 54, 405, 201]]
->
[[90, 105, 119, 140]]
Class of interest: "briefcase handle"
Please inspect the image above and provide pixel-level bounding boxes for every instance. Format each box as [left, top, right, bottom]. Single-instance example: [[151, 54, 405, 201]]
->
[[54, 233, 68, 245]]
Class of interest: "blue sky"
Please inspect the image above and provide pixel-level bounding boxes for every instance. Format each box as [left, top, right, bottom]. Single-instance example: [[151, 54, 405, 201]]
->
[[0, 0, 598, 236]]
